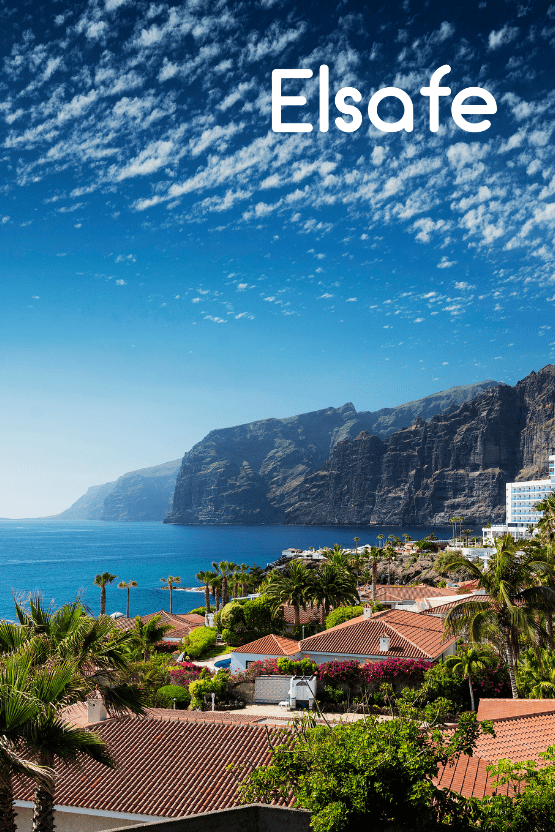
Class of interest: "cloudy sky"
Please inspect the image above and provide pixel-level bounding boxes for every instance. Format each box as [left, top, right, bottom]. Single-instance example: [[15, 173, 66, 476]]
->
[[1, 0, 555, 516]]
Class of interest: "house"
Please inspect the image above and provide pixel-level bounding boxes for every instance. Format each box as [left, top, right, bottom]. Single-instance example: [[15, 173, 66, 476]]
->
[[230, 634, 302, 673], [281, 603, 324, 632], [359, 584, 456, 609], [421, 592, 491, 618], [14, 706, 294, 832], [299, 608, 457, 664], [112, 609, 205, 643]]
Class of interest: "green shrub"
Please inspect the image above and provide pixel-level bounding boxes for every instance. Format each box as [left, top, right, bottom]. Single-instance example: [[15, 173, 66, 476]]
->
[[222, 627, 243, 647], [277, 657, 318, 676], [182, 626, 217, 659], [188, 668, 230, 709], [325, 606, 363, 629], [157, 684, 191, 708], [187, 606, 206, 615]]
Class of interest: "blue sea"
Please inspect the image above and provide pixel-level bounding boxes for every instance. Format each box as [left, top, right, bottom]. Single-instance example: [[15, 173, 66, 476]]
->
[[0, 520, 465, 621]]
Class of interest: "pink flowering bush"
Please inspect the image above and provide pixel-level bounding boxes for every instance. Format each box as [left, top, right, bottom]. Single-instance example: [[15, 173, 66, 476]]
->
[[316, 660, 361, 687], [360, 658, 430, 688], [168, 661, 203, 687], [231, 658, 282, 684]]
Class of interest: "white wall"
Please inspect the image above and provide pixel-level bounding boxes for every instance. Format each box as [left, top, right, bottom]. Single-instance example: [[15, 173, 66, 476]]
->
[[15, 806, 148, 832]]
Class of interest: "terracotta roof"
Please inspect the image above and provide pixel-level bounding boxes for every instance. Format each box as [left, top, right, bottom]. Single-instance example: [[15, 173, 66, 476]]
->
[[436, 754, 510, 799], [421, 595, 491, 616], [113, 610, 204, 641], [231, 634, 300, 656], [473, 711, 555, 765], [61, 702, 272, 727], [359, 584, 455, 604], [14, 718, 292, 817], [300, 608, 455, 660], [282, 604, 323, 625], [477, 698, 555, 721]]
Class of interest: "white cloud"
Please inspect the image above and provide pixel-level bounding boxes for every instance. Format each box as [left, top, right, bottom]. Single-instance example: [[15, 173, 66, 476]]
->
[[488, 25, 519, 50]]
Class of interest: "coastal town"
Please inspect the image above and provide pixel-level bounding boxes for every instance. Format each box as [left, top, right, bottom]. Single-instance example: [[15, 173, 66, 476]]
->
[[2, 453, 555, 832]]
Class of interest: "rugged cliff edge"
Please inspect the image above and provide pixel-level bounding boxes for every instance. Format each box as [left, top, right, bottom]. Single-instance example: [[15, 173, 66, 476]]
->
[[285, 365, 555, 526], [164, 379, 498, 525]]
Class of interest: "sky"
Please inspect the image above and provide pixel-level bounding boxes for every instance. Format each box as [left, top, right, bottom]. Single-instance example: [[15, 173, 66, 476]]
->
[[1, 0, 555, 517]]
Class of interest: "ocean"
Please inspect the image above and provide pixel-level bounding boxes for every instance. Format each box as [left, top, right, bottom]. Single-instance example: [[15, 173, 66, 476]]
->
[[0, 520, 466, 621]]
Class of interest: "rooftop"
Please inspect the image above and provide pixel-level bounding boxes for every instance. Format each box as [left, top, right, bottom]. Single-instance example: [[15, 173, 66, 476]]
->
[[112, 610, 205, 641], [231, 634, 300, 656]]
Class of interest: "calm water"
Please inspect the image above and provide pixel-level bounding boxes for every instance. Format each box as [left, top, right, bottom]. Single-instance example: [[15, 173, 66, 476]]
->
[[0, 520, 462, 621]]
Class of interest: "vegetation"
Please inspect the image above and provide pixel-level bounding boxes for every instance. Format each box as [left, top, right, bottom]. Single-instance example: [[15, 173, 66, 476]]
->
[[117, 579, 137, 618], [517, 647, 555, 698], [157, 684, 191, 708], [444, 642, 495, 711], [94, 571, 117, 615], [216, 596, 283, 646], [160, 575, 181, 614], [325, 606, 363, 629], [181, 625, 217, 659]]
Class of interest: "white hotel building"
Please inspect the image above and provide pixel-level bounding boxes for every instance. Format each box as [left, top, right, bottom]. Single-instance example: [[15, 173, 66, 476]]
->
[[483, 453, 555, 543]]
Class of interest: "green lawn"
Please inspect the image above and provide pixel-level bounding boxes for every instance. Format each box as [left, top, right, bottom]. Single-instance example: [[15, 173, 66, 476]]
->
[[201, 643, 233, 660]]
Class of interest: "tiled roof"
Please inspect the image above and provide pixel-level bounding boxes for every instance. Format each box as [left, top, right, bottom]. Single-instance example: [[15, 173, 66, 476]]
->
[[113, 610, 204, 641], [477, 698, 555, 721], [14, 718, 292, 817], [359, 584, 455, 603], [422, 595, 491, 616], [231, 634, 300, 656], [300, 608, 455, 659], [436, 754, 510, 799], [282, 604, 323, 625], [473, 711, 555, 765], [61, 702, 274, 727]]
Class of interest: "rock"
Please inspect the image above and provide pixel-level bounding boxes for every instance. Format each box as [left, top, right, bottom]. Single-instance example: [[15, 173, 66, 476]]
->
[[165, 380, 498, 525], [101, 459, 182, 521], [286, 364, 555, 526]]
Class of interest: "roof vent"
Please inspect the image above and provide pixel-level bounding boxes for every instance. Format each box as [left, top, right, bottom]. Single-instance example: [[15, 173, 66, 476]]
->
[[364, 606, 372, 619], [86, 691, 107, 724], [380, 635, 390, 652]]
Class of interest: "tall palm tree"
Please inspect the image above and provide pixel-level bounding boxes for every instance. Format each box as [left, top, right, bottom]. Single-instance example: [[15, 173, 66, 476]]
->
[[94, 572, 117, 616], [444, 643, 493, 712], [377, 534, 384, 548], [518, 647, 555, 698], [118, 580, 137, 618], [210, 575, 222, 612], [363, 547, 383, 602], [353, 537, 359, 554], [160, 575, 181, 614], [212, 561, 232, 607], [536, 491, 555, 542], [239, 563, 250, 597], [439, 536, 555, 698], [263, 560, 313, 631], [312, 563, 359, 626], [196, 570, 216, 614], [463, 529, 473, 547], [383, 546, 396, 585]]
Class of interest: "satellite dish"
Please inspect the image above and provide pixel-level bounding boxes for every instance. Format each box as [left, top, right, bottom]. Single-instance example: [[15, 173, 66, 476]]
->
[[110, 611, 125, 619]]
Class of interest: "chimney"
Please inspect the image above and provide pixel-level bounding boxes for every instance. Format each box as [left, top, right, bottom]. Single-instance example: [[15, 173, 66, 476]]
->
[[87, 691, 107, 724], [363, 606, 372, 619], [379, 635, 390, 652]]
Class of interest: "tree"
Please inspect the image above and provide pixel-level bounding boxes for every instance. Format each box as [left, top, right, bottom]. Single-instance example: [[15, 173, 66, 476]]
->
[[517, 647, 555, 698], [353, 537, 359, 554], [117, 580, 137, 618], [535, 491, 555, 542], [133, 614, 173, 661], [311, 564, 359, 626], [363, 547, 384, 602], [377, 534, 384, 548], [463, 529, 473, 547], [326, 606, 363, 629], [160, 575, 181, 614], [383, 546, 396, 585], [263, 560, 313, 630], [232, 689, 494, 832], [196, 570, 216, 614], [439, 536, 555, 698], [94, 572, 117, 616], [444, 642, 494, 712], [210, 575, 222, 612], [212, 561, 232, 607]]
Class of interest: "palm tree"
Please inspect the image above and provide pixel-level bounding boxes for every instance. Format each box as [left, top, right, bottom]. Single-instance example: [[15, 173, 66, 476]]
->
[[536, 492, 555, 542], [238, 564, 250, 597], [518, 647, 555, 698], [444, 643, 493, 712], [160, 575, 181, 614], [133, 614, 173, 661], [377, 534, 384, 548], [0, 652, 53, 832], [196, 570, 216, 614], [364, 547, 383, 603], [210, 575, 222, 612], [312, 563, 359, 626], [353, 537, 359, 554], [439, 536, 555, 698], [118, 580, 137, 618], [212, 561, 232, 607], [463, 529, 473, 547], [263, 560, 313, 631], [322, 544, 352, 571], [383, 546, 396, 585], [94, 572, 117, 616]]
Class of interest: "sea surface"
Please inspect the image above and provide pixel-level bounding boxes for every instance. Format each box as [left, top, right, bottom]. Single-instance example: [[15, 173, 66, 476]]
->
[[0, 520, 467, 621]]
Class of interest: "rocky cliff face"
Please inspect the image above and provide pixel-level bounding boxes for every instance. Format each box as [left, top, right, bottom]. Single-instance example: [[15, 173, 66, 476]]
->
[[53, 481, 117, 521], [164, 379, 498, 525], [285, 365, 555, 526]]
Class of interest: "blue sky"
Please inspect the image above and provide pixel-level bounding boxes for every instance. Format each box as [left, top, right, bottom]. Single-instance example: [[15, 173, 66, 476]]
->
[[1, 0, 555, 517]]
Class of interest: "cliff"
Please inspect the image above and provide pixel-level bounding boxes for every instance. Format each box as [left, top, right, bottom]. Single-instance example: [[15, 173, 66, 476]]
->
[[285, 365, 555, 526], [164, 379, 498, 525], [51, 481, 117, 521]]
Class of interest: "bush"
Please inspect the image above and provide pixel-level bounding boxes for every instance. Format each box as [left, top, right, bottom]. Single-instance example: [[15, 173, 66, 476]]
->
[[317, 659, 362, 687], [216, 596, 283, 645], [277, 657, 318, 676], [181, 626, 217, 659], [157, 684, 191, 708], [360, 658, 430, 690], [168, 661, 203, 687], [154, 641, 178, 654], [325, 606, 363, 629], [188, 606, 206, 615], [231, 658, 282, 684], [421, 660, 468, 711], [189, 668, 230, 709]]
